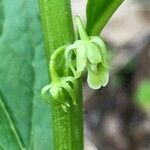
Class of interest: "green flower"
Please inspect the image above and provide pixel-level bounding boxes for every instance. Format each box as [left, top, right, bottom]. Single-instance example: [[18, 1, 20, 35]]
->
[[41, 16, 109, 111], [87, 36, 109, 89], [41, 76, 77, 111], [65, 16, 109, 89]]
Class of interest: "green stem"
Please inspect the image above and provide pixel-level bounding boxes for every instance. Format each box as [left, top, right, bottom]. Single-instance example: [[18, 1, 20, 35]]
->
[[75, 16, 89, 41], [49, 46, 66, 81], [39, 0, 83, 150]]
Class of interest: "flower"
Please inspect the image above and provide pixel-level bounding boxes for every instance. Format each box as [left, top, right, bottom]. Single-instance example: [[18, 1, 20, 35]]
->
[[65, 36, 109, 89], [41, 76, 77, 111]]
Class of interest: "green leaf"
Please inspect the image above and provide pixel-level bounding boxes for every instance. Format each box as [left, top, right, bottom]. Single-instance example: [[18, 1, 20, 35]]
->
[[86, 0, 124, 35], [0, 0, 53, 149], [0, 96, 24, 150], [0, 0, 4, 35]]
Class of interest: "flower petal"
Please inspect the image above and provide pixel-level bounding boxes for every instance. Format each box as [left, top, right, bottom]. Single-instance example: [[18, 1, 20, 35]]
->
[[65, 44, 77, 75], [86, 43, 102, 64], [50, 86, 60, 101], [75, 44, 87, 78], [62, 82, 77, 105], [90, 36, 108, 68], [41, 84, 52, 103], [87, 63, 109, 89], [41, 84, 51, 96]]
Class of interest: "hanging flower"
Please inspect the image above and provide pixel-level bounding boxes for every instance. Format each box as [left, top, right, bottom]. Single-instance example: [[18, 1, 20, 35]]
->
[[65, 16, 109, 89], [41, 76, 77, 111], [41, 46, 77, 111]]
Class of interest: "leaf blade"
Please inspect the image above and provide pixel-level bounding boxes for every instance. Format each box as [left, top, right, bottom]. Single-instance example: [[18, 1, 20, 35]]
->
[[86, 0, 124, 35], [0, 0, 53, 149], [0, 96, 24, 150]]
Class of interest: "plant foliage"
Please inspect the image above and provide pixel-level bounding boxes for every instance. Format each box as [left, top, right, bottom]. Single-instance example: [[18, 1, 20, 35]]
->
[[0, 0, 124, 149], [0, 0, 52, 149], [86, 0, 124, 35]]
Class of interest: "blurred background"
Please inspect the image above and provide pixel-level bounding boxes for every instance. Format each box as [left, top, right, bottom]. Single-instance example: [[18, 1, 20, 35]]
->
[[73, 0, 150, 150]]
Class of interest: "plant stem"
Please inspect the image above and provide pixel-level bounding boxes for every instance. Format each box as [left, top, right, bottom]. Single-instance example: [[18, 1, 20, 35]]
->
[[49, 46, 66, 81], [75, 16, 89, 41], [39, 0, 83, 150]]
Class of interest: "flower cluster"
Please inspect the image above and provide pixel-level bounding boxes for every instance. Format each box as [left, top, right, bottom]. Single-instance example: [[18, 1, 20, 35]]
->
[[41, 46, 77, 111], [41, 16, 109, 110]]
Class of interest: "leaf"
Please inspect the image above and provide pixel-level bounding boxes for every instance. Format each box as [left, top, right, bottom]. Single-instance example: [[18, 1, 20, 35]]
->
[[86, 0, 124, 35], [0, 96, 24, 150], [0, 0, 4, 35], [0, 0, 53, 149]]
